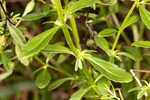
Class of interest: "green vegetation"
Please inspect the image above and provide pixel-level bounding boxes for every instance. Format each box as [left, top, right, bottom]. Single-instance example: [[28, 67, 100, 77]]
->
[[0, 0, 150, 100]]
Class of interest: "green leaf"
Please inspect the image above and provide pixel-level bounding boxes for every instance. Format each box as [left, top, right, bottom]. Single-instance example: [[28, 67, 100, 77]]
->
[[120, 16, 139, 30], [97, 28, 117, 37], [42, 44, 73, 55], [137, 87, 149, 99], [22, 26, 60, 59], [94, 36, 110, 54], [35, 69, 51, 89], [7, 22, 26, 47], [70, 88, 90, 100], [23, 0, 35, 16], [96, 77, 111, 95], [124, 46, 143, 61], [139, 5, 150, 30], [1, 52, 11, 71], [0, 53, 14, 81], [84, 54, 133, 83], [22, 11, 51, 21], [15, 45, 29, 66], [132, 41, 150, 48], [0, 70, 13, 81], [66, 0, 98, 15], [7, 23, 30, 66], [118, 52, 138, 61], [75, 58, 83, 71], [48, 77, 74, 91]]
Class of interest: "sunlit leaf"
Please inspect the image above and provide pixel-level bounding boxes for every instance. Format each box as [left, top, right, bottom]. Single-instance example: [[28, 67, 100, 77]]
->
[[84, 54, 132, 83], [66, 0, 98, 15], [120, 16, 139, 30], [22, 26, 60, 59], [139, 5, 150, 30]]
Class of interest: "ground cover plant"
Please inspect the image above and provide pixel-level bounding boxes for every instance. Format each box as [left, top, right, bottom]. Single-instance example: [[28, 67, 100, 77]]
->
[[0, 0, 150, 100]]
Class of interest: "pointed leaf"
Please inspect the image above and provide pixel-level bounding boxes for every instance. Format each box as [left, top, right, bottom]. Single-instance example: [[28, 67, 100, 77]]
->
[[97, 28, 117, 37], [124, 46, 143, 61], [70, 88, 90, 100], [75, 58, 83, 71], [121, 16, 139, 30], [22, 26, 60, 59], [48, 77, 74, 91], [66, 0, 98, 15], [42, 44, 73, 55], [0, 70, 13, 81], [22, 11, 51, 21], [7, 22, 26, 47], [118, 52, 138, 61], [84, 54, 133, 83], [15, 45, 29, 66], [35, 69, 51, 89], [132, 41, 150, 48], [139, 5, 150, 30], [94, 36, 110, 54], [23, 0, 35, 16], [1, 53, 11, 71]]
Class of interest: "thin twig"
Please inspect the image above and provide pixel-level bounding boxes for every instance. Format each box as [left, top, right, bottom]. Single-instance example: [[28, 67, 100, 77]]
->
[[133, 69, 150, 73], [0, 1, 13, 24], [130, 69, 148, 97]]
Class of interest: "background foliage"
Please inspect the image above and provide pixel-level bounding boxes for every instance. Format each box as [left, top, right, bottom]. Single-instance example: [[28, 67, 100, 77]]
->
[[0, 0, 150, 100]]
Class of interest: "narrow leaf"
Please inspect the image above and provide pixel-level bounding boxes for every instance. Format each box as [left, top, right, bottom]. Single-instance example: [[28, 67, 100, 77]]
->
[[121, 16, 139, 30], [7, 22, 26, 47], [1, 53, 11, 71], [42, 44, 73, 55], [84, 54, 133, 83], [0, 69, 13, 81], [15, 45, 29, 66], [35, 69, 51, 89], [22, 26, 60, 59], [94, 36, 110, 54], [48, 77, 74, 91], [132, 41, 150, 48], [139, 5, 150, 30], [75, 58, 83, 71], [97, 28, 117, 37], [118, 52, 137, 61], [70, 88, 90, 100], [66, 0, 98, 15], [23, 0, 35, 16], [22, 11, 51, 21]]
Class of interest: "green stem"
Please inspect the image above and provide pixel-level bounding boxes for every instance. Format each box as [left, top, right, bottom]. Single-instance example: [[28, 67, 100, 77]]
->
[[111, 13, 131, 45], [135, 60, 140, 78], [70, 15, 81, 50], [112, 1, 138, 51], [54, 0, 76, 54], [132, 25, 139, 42], [34, 56, 72, 77], [139, 22, 144, 40]]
